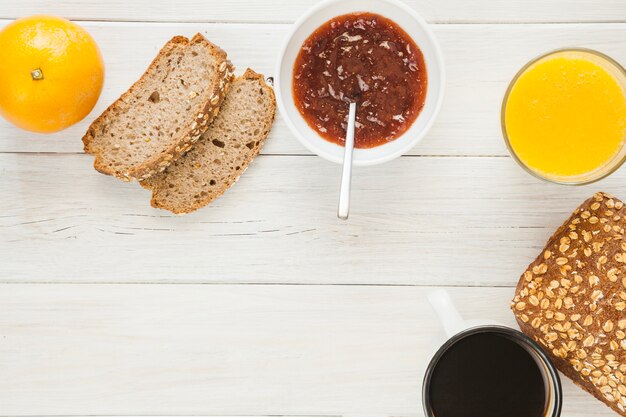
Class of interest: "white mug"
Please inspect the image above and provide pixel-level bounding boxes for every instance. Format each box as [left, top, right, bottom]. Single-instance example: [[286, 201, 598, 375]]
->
[[422, 289, 563, 417]]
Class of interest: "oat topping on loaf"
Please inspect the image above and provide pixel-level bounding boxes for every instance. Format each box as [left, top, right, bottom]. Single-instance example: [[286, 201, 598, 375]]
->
[[512, 192, 626, 416], [83, 33, 234, 181]]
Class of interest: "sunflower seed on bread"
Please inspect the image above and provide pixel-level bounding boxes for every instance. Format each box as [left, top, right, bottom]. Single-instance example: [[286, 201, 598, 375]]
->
[[512, 192, 626, 416], [83, 33, 234, 181], [141, 69, 276, 214]]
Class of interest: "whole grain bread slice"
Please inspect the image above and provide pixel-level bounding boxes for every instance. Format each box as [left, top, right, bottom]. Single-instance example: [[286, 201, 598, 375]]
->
[[141, 69, 276, 214], [83, 33, 234, 181]]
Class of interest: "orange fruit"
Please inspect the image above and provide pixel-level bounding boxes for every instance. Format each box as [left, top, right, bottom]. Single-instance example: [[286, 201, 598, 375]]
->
[[0, 15, 104, 133]]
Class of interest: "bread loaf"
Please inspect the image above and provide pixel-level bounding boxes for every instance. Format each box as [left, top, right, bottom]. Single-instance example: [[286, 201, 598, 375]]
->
[[512, 192, 626, 415], [83, 33, 234, 181], [141, 69, 276, 214]]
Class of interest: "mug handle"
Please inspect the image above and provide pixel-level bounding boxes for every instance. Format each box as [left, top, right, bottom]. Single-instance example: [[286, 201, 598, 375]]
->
[[427, 289, 466, 338]]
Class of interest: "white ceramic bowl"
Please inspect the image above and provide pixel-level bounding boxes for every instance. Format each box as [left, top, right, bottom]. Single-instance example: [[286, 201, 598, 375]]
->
[[275, 0, 445, 165]]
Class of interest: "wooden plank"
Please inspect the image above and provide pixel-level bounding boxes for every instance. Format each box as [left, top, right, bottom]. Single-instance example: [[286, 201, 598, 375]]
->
[[0, 284, 615, 416], [0, 284, 610, 417], [0, 0, 624, 23], [2, 153, 624, 284], [0, 22, 624, 156]]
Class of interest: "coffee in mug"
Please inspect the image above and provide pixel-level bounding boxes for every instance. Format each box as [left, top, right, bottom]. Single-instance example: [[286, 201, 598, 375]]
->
[[422, 326, 561, 417]]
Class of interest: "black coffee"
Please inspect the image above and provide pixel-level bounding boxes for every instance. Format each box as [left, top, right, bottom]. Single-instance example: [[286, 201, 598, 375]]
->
[[427, 332, 547, 417]]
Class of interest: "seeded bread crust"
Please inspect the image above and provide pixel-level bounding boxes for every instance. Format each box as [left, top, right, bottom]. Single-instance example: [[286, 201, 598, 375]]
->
[[82, 33, 234, 181], [141, 69, 276, 214], [512, 192, 626, 416]]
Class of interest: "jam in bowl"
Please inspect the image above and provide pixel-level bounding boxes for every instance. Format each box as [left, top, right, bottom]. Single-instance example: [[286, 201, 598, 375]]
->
[[293, 12, 428, 149], [276, 0, 445, 165]]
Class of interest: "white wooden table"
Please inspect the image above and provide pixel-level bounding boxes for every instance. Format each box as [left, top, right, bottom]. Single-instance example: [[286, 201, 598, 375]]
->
[[1, 1, 625, 416]]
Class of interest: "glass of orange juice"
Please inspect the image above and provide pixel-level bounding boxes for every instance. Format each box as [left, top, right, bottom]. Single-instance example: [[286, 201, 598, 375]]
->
[[502, 48, 626, 184]]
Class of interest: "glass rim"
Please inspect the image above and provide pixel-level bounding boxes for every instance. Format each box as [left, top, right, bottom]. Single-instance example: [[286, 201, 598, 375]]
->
[[501, 47, 626, 186]]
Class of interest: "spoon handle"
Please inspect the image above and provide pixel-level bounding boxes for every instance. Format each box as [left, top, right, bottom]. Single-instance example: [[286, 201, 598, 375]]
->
[[338, 102, 357, 220]]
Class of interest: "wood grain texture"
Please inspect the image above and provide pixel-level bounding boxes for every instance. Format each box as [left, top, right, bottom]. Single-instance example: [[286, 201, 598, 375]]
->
[[1, 22, 624, 156], [0, 284, 615, 416], [3, 154, 626, 284], [0, 0, 624, 23]]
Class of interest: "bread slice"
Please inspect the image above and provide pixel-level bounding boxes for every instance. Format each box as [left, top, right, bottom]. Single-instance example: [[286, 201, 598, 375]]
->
[[512, 192, 626, 416], [83, 33, 234, 181], [141, 69, 276, 214]]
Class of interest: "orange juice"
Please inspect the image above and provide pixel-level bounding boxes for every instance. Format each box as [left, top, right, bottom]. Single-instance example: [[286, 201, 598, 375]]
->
[[503, 49, 626, 183]]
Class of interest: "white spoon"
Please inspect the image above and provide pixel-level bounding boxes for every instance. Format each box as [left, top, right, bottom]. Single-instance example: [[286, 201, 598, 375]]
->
[[337, 102, 357, 220]]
